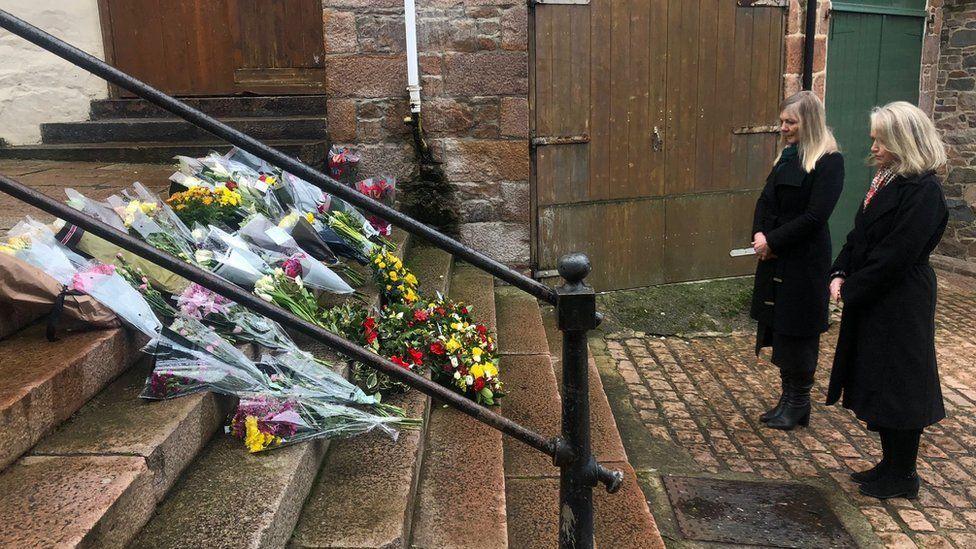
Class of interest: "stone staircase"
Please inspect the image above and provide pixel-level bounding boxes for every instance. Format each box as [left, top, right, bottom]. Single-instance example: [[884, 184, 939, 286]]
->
[[0, 232, 664, 548], [0, 96, 329, 165]]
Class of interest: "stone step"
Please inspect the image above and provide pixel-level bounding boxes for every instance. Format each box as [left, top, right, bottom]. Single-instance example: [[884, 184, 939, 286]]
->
[[89, 95, 329, 120], [289, 242, 452, 549], [0, 139, 328, 165], [0, 359, 231, 548], [495, 288, 665, 548], [0, 324, 139, 470], [40, 116, 328, 145], [409, 263, 507, 549]]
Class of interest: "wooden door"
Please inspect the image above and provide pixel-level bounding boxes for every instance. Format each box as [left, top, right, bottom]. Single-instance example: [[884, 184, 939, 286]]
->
[[825, 1, 925, 253], [98, 0, 326, 96], [531, 0, 785, 291]]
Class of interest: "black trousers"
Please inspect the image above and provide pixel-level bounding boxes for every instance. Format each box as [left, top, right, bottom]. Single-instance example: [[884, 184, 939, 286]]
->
[[756, 323, 820, 375], [877, 428, 922, 476]]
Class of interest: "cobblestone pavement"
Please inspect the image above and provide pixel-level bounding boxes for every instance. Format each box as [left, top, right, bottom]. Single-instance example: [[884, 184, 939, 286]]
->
[[0, 159, 171, 232], [607, 273, 976, 549]]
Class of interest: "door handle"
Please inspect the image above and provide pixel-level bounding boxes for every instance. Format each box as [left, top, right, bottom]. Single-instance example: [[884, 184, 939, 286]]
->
[[652, 126, 663, 152]]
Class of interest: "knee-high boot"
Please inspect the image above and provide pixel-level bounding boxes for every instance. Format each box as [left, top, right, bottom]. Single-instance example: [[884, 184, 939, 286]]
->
[[760, 367, 789, 422], [765, 367, 813, 430]]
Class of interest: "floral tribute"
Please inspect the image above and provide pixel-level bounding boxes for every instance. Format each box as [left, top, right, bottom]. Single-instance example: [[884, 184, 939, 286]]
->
[[4, 146, 507, 456]]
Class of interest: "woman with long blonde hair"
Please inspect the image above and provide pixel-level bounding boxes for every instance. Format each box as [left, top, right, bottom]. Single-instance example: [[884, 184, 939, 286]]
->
[[827, 101, 948, 500], [751, 91, 844, 431]]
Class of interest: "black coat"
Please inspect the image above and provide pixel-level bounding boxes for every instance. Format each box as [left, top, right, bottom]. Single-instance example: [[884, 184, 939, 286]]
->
[[826, 171, 948, 430], [750, 151, 845, 337]]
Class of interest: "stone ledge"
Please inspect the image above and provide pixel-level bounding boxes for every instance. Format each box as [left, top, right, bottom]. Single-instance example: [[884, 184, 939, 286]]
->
[[932, 254, 976, 278], [0, 325, 137, 470]]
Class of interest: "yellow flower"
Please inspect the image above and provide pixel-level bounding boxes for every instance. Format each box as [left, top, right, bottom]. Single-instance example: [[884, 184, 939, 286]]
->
[[405, 288, 418, 302], [389, 271, 399, 282], [405, 273, 418, 286], [470, 363, 485, 378], [304, 212, 316, 224], [471, 347, 483, 362], [379, 262, 387, 269], [386, 285, 393, 291], [445, 337, 461, 353], [484, 363, 498, 378], [243, 416, 279, 453]]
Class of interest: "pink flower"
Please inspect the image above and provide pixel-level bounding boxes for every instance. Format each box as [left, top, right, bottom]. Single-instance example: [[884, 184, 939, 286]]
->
[[70, 263, 116, 293], [177, 283, 233, 319]]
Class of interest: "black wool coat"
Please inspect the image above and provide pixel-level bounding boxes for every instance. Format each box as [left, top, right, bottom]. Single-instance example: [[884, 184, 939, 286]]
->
[[750, 151, 845, 337], [826, 171, 948, 430]]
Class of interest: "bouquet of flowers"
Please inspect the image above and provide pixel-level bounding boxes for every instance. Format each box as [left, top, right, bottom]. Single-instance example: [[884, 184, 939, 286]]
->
[[370, 248, 419, 305], [355, 176, 396, 236], [253, 268, 322, 325], [424, 299, 502, 406], [328, 145, 361, 186], [167, 186, 244, 229]]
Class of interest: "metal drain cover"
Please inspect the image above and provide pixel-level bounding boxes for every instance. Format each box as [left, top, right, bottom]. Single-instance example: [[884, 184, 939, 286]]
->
[[663, 475, 857, 548]]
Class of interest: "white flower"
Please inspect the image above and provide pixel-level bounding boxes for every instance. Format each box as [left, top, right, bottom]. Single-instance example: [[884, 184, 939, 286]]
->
[[194, 249, 214, 264], [294, 275, 304, 288], [453, 371, 461, 380], [464, 375, 474, 386], [191, 227, 207, 241]]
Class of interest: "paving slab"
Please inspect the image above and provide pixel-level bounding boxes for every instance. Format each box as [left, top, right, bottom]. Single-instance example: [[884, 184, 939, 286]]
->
[[31, 359, 232, 501], [0, 324, 137, 469], [130, 435, 328, 549], [0, 454, 154, 548], [494, 286, 549, 355]]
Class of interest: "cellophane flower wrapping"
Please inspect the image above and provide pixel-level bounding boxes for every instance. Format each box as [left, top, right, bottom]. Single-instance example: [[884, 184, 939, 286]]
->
[[355, 176, 396, 236]]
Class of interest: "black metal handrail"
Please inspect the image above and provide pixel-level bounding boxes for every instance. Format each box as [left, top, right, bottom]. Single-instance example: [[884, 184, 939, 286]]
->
[[0, 10, 557, 307], [0, 9, 619, 548]]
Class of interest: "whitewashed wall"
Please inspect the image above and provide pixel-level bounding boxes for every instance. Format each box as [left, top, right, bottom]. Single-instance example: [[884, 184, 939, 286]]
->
[[0, 1, 107, 145]]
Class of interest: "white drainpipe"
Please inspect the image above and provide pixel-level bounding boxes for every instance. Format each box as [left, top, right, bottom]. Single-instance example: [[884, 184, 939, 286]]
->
[[403, 0, 422, 114]]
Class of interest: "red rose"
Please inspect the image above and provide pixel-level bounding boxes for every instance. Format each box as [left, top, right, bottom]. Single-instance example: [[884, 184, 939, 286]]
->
[[364, 317, 376, 330], [473, 378, 485, 392], [476, 325, 487, 336], [436, 307, 446, 316], [461, 307, 469, 315], [413, 309, 429, 322], [429, 341, 446, 355], [365, 329, 377, 345], [391, 356, 410, 369]]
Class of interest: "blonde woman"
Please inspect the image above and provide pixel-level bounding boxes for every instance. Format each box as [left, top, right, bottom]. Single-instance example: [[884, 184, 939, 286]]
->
[[751, 91, 844, 431], [826, 101, 948, 500]]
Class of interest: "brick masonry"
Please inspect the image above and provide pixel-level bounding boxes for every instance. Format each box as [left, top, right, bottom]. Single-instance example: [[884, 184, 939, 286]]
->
[[931, 0, 976, 262], [321, 0, 530, 267], [605, 272, 976, 548]]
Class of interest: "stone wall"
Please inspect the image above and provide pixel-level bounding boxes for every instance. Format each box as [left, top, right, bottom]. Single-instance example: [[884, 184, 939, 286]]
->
[[0, 1, 107, 146], [783, 0, 830, 100], [933, 0, 976, 260], [322, 0, 531, 267]]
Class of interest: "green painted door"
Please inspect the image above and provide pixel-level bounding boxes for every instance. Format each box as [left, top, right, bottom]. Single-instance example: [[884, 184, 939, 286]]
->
[[825, 4, 924, 252]]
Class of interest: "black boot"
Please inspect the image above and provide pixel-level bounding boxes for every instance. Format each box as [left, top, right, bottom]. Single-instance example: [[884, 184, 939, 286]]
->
[[765, 369, 813, 431], [860, 429, 922, 500], [850, 460, 888, 484], [760, 371, 789, 423]]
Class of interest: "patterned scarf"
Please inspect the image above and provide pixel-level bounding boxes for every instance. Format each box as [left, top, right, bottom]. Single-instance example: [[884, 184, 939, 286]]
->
[[863, 166, 896, 208]]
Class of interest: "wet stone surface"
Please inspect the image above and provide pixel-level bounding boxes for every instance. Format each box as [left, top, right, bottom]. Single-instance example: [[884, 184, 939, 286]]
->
[[603, 272, 976, 549], [664, 475, 857, 548]]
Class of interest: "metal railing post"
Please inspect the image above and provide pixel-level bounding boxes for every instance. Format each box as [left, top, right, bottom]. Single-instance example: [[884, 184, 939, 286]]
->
[[554, 253, 621, 549]]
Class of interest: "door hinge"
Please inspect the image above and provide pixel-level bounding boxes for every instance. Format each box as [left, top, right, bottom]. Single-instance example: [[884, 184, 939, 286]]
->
[[737, 0, 788, 7], [530, 134, 590, 148], [529, 0, 590, 8]]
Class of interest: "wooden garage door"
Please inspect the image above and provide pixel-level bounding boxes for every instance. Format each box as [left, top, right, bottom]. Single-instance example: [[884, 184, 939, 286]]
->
[[98, 0, 326, 96], [531, 0, 785, 291]]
